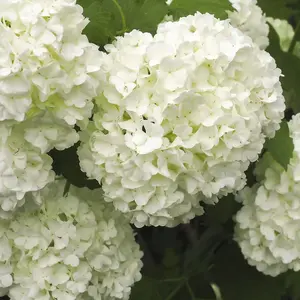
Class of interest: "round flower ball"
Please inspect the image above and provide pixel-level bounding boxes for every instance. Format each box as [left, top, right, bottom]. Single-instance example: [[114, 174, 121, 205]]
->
[[0, 0, 105, 217], [0, 111, 81, 218], [235, 114, 300, 276], [228, 0, 269, 50], [0, 179, 143, 300], [0, 0, 104, 127], [78, 12, 285, 227]]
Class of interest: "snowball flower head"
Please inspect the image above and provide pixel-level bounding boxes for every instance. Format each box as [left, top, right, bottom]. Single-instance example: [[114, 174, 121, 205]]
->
[[0, 111, 81, 218], [0, 120, 54, 217], [228, 0, 269, 49], [0, 0, 104, 127], [235, 114, 300, 276], [0, 0, 104, 216], [0, 180, 143, 300], [78, 12, 285, 227]]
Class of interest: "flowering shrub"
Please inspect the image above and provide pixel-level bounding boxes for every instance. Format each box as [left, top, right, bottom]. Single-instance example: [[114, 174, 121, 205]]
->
[[0, 0, 299, 299]]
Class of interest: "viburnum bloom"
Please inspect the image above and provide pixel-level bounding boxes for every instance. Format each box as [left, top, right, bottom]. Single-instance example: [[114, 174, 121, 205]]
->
[[78, 12, 285, 227], [0, 111, 80, 218], [0, 180, 143, 300], [0, 0, 103, 126], [0, 0, 105, 214], [167, 0, 269, 49], [235, 114, 300, 276], [228, 0, 269, 49]]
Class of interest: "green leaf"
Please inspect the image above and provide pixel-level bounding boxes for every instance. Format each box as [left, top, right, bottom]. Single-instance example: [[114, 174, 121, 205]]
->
[[184, 226, 226, 277], [288, 22, 300, 53], [150, 227, 184, 262], [78, 0, 168, 47], [130, 277, 162, 300], [264, 120, 294, 170], [77, 0, 112, 46], [254, 152, 275, 181], [244, 161, 257, 188], [257, 0, 297, 19], [285, 271, 300, 300], [49, 144, 100, 190], [125, 0, 168, 34], [267, 24, 300, 114], [162, 248, 180, 269], [169, 0, 231, 20], [211, 242, 286, 300], [129, 264, 184, 300], [203, 194, 241, 226]]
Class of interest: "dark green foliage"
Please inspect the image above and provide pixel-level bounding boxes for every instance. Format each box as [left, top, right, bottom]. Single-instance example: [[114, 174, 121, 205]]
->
[[285, 271, 300, 299], [203, 195, 241, 225], [211, 242, 286, 300], [265, 120, 294, 170], [78, 0, 168, 46], [49, 144, 100, 190], [267, 24, 300, 114], [130, 224, 229, 300], [258, 0, 298, 19], [169, 0, 231, 20]]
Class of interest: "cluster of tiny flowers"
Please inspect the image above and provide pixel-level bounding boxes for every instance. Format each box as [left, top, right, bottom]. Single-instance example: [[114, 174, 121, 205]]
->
[[0, 180, 143, 300], [0, 0, 103, 125], [0, 0, 104, 213], [235, 114, 300, 276], [78, 12, 285, 227], [166, 0, 269, 49], [0, 115, 57, 218], [228, 0, 269, 49], [267, 17, 300, 57]]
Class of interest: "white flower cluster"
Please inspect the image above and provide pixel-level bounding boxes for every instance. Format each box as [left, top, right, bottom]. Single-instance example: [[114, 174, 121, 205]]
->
[[228, 0, 269, 49], [0, 0, 103, 125], [166, 0, 269, 49], [0, 180, 143, 300], [267, 17, 300, 57], [78, 12, 285, 227], [0, 0, 104, 213], [235, 114, 300, 276], [0, 121, 78, 218]]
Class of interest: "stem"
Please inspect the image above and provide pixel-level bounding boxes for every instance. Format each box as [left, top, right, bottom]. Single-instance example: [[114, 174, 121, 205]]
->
[[186, 281, 196, 300], [63, 180, 71, 196], [160, 277, 185, 283], [288, 22, 300, 53], [211, 283, 223, 300], [111, 0, 126, 33], [182, 223, 198, 246], [165, 281, 185, 300], [155, 288, 163, 300], [135, 231, 157, 267]]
